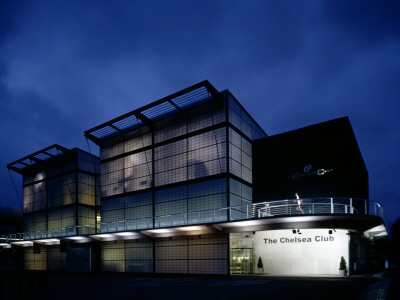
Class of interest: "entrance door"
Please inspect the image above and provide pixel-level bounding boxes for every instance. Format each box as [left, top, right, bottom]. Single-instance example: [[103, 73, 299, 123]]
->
[[230, 248, 252, 274]]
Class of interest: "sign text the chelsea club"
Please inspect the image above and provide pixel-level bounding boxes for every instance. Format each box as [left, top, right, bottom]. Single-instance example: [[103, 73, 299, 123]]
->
[[264, 235, 334, 244]]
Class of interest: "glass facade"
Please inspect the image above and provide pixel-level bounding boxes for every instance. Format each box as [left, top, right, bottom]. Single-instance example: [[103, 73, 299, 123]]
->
[[93, 89, 266, 274], [16, 148, 100, 271], [100, 234, 228, 274], [101, 239, 153, 272], [228, 95, 266, 141], [11, 82, 274, 274], [155, 234, 228, 274], [21, 149, 99, 235], [98, 93, 266, 231], [24, 247, 47, 270], [229, 128, 252, 183], [23, 172, 47, 213], [99, 103, 227, 198]]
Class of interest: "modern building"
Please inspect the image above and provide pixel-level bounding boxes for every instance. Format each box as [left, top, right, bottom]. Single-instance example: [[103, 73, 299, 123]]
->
[[6, 145, 99, 270], [1, 81, 388, 276]]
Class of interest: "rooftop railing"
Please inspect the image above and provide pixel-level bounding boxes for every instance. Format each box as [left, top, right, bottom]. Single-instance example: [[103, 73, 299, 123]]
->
[[0, 197, 387, 243]]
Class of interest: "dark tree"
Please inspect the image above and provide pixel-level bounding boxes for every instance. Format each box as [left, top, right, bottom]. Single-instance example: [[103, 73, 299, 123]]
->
[[391, 218, 400, 269], [0, 205, 22, 235]]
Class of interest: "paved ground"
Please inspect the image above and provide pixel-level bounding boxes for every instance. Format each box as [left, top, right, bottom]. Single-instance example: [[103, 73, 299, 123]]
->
[[0, 271, 395, 300]]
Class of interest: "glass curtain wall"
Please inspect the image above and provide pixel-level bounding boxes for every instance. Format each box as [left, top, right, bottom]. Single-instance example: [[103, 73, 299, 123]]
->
[[22, 150, 99, 234], [18, 148, 99, 271], [23, 170, 49, 233], [23, 171, 47, 213], [100, 94, 267, 227], [100, 101, 228, 226], [227, 95, 266, 220]]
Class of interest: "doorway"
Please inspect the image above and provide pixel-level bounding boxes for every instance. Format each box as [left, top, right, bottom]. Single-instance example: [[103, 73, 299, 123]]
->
[[230, 248, 252, 274]]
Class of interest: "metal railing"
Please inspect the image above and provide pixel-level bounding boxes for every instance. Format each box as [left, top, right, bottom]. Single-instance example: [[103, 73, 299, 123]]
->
[[0, 197, 386, 243]]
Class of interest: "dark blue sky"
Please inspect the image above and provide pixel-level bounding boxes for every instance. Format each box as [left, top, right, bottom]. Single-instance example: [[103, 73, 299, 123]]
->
[[1, 0, 399, 225]]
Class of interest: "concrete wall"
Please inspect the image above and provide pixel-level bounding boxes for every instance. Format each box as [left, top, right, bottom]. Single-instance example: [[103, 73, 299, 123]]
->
[[253, 229, 349, 275]]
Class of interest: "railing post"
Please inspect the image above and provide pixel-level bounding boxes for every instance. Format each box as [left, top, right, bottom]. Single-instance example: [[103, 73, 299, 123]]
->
[[350, 198, 353, 214], [365, 200, 367, 215], [330, 198, 334, 214]]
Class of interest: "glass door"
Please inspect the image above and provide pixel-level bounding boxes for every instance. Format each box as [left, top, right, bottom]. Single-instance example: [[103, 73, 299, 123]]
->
[[230, 248, 252, 274]]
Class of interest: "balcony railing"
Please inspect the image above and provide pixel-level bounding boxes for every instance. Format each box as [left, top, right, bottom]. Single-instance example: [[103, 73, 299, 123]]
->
[[0, 197, 387, 243]]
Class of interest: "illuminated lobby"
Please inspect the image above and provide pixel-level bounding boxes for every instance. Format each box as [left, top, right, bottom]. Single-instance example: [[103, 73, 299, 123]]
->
[[1, 81, 388, 276]]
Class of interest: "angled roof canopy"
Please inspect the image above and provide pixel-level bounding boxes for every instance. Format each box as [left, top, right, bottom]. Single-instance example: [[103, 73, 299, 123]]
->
[[84, 80, 221, 146], [7, 144, 70, 174]]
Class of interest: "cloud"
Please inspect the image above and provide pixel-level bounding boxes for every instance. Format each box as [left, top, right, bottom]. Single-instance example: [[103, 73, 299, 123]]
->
[[0, 0, 399, 223]]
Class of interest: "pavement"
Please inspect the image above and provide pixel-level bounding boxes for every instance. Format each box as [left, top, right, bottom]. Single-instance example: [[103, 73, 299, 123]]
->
[[0, 270, 396, 300], [357, 272, 391, 300]]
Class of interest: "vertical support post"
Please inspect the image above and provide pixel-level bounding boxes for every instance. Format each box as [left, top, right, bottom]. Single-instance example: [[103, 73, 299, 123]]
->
[[226, 93, 230, 215], [330, 198, 334, 214], [350, 198, 353, 214], [365, 200, 367, 215], [75, 150, 79, 234], [151, 128, 155, 230]]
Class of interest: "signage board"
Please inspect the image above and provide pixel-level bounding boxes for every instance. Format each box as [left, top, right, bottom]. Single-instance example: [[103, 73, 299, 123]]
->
[[253, 229, 349, 275]]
